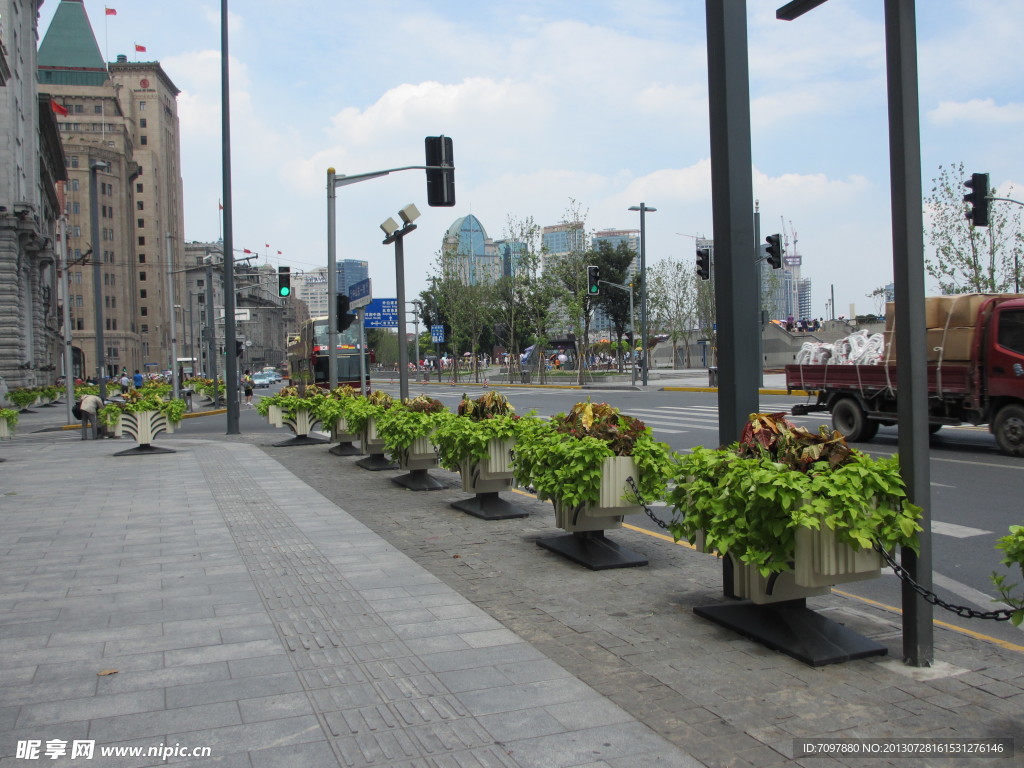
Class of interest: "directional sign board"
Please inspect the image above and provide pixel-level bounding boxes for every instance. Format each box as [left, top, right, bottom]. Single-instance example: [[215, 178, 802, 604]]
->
[[363, 298, 399, 328], [347, 278, 372, 310], [430, 325, 446, 343]]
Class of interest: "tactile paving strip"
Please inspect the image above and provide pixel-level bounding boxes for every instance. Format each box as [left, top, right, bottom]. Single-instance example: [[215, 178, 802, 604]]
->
[[197, 445, 520, 768]]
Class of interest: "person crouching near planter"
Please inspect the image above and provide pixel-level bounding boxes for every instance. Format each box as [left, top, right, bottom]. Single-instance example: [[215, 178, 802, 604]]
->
[[76, 394, 105, 440]]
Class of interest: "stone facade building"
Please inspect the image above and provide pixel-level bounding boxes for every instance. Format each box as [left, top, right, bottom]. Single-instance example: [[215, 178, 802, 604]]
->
[[0, 0, 67, 391]]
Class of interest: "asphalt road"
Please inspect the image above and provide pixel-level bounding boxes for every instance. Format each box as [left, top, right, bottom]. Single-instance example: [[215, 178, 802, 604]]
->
[[181, 379, 1024, 650]]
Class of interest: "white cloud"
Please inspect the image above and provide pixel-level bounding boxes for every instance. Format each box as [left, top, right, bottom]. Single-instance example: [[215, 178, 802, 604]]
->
[[928, 99, 1024, 126]]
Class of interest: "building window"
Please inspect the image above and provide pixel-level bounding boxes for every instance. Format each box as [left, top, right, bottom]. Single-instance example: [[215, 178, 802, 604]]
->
[[138, 237, 145, 246], [75, 295, 83, 307], [74, 104, 84, 114], [136, 183, 143, 193], [141, 324, 149, 334], [71, 202, 80, 215], [69, 156, 79, 168], [75, 318, 85, 330], [94, 104, 102, 115], [138, 254, 146, 263], [107, 346, 119, 358], [139, 101, 146, 111], [137, 218, 144, 228], [139, 272, 146, 281], [139, 118, 147, 128], [72, 225, 81, 237], [137, 201, 144, 210], [70, 179, 79, 191], [140, 135, 148, 146], [140, 289, 147, 299], [141, 306, 148, 316], [197, 294, 205, 304]]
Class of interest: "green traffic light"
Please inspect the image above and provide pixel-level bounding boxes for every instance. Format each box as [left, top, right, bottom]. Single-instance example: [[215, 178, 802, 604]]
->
[[279, 287, 291, 297], [589, 286, 598, 293]]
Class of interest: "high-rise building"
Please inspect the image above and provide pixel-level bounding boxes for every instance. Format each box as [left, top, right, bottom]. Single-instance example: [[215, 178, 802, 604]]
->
[[0, 0, 67, 388], [337, 259, 368, 295], [541, 222, 585, 273], [442, 214, 500, 285], [296, 267, 329, 318], [37, 0, 186, 378]]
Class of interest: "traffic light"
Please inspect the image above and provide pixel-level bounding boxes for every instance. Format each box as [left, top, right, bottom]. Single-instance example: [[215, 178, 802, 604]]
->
[[696, 247, 711, 280], [425, 135, 455, 207], [234, 340, 244, 358], [336, 294, 355, 331], [765, 234, 783, 269], [587, 265, 600, 295], [964, 172, 990, 227], [277, 266, 291, 297]]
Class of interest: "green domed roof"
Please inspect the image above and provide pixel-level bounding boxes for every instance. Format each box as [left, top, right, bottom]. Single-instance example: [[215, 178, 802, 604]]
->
[[38, 0, 108, 86]]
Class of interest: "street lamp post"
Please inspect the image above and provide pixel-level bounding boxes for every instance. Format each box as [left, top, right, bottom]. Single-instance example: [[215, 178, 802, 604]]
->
[[381, 205, 421, 402], [628, 203, 656, 385]]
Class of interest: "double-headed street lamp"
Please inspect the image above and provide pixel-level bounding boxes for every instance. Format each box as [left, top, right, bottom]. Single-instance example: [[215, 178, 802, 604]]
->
[[381, 204, 421, 402], [627, 203, 656, 386]]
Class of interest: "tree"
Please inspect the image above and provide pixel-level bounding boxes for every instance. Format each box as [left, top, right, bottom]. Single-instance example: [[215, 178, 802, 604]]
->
[[494, 215, 551, 380], [648, 258, 699, 368], [549, 200, 598, 384], [593, 240, 638, 372], [925, 162, 1023, 294]]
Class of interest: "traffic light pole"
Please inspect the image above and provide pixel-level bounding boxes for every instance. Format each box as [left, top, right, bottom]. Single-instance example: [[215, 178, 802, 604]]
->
[[326, 161, 451, 390], [600, 280, 636, 387]]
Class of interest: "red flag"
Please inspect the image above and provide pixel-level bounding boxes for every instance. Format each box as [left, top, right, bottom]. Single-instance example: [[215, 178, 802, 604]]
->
[[218, 201, 224, 210], [135, 44, 147, 53], [51, 100, 69, 116], [265, 243, 270, 248], [277, 251, 282, 255], [105, 8, 117, 16]]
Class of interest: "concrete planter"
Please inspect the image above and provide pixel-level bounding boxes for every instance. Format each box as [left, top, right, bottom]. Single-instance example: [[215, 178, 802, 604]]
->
[[396, 435, 438, 471], [362, 417, 386, 454], [460, 437, 515, 494], [332, 416, 357, 444], [551, 456, 642, 533], [267, 404, 283, 428], [281, 406, 320, 438], [120, 410, 170, 446], [793, 526, 882, 588], [0, 419, 11, 440]]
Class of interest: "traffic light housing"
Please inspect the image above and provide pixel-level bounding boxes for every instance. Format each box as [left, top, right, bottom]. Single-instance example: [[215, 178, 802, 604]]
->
[[964, 172, 989, 227], [696, 247, 711, 280], [336, 294, 355, 331], [425, 135, 455, 207], [277, 266, 291, 297], [234, 340, 244, 358], [765, 234, 783, 269], [587, 265, 600, 295]]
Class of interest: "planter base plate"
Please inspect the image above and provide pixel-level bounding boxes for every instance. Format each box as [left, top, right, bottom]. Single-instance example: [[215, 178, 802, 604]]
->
[[328, 441, 362, 456], [113, 443, 176, 456], [537, 531, 647, 570], [694, 599, 888, 667], [272, 434, 328, 447], [451, 492, 528, 520], [356, 454, 399, 471], [391, 469, 446, 491]]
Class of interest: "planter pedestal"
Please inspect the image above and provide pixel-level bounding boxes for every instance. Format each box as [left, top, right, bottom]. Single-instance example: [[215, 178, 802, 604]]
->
[[391, 436, 445, 491], [693, 598, 887, 667], [537, 457, 646, 569], [355, 420, 398, 471], [537, 530, 647, 570], [451, 440, 527, 520]]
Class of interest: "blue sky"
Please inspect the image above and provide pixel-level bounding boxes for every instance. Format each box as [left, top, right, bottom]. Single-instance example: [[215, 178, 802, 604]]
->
[[41, 0, 1024, 319]]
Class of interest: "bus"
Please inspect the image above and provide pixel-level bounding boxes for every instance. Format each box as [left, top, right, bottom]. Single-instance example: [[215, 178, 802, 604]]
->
[[287, 317, 369, 389]]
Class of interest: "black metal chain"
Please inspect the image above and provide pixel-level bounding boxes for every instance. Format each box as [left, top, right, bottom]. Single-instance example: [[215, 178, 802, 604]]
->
[[626, 476, 670, 530], [873, 542, 1016, 622]]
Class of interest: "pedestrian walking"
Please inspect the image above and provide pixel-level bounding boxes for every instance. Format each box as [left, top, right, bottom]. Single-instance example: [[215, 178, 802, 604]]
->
[[132, 369, 144, 388], [75, 394, 104, 440]]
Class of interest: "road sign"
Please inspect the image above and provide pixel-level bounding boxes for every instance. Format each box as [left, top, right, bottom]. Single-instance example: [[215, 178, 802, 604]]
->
[[363, 298, 399, 328], [430, 325, 446, 343], [348, 278, 372, 310]]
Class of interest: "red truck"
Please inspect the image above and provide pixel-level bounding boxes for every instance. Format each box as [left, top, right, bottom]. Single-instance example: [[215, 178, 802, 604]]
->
[[785, 295, 1024, 456]]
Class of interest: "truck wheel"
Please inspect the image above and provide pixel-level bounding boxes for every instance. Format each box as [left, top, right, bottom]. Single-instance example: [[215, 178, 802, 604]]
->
[[994, 404, 1024, 457], [832, 398, 878, 442]]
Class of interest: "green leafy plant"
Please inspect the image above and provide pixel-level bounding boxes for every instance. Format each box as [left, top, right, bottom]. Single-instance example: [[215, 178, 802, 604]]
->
[[513, 401, 674, 508], [7, 388, 39, 409], [98, 403, 123, 428], [433, 392, 520, 470], [37, 385, 60, 403], [667, 413, 922, 576], [377, 396, 452, 463], [254, 389, 325, 421], [342, 390, 394, 436], [103, 389, 188, 425], [991, 525, 1024, 626], [0, 407, 18, 433]]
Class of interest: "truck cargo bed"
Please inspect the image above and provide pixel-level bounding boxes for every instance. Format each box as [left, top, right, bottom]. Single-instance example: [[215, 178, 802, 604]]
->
[[785, 362, 972, 395]]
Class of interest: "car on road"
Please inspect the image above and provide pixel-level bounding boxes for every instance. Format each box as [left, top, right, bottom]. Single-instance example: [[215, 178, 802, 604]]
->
[[251, 373, 273, 389]]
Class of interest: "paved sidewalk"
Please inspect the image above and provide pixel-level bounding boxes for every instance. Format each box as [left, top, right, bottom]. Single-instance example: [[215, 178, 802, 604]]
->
[[0, 407, 1022, 767]]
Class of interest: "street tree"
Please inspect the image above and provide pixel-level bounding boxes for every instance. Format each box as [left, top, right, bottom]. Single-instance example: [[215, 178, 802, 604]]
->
[[925, 162, 1023, 294], [648, 257, 699, 368]]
